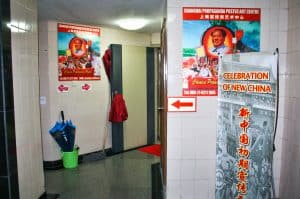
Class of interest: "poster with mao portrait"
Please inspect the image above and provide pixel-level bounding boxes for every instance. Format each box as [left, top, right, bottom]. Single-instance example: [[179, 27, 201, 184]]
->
[[182, 7, 261, 96], [57, 23, 101, 81]]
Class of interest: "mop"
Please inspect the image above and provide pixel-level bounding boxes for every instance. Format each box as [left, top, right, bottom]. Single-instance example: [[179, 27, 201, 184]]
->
[[81, 126, 108, 162]]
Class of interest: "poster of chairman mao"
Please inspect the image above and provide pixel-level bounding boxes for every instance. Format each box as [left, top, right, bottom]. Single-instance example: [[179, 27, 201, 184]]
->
[[182, 7, 260, 96], [58, 23, 101, 81]]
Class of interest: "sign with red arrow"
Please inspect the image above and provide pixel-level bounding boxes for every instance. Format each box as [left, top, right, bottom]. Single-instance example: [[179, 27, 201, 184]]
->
[[168, 97, 197, 112]]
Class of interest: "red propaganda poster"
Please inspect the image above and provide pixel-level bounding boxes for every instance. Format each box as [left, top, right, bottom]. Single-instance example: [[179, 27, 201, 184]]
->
[[182, 7, 261, 96], [57, 23, 101, 81]]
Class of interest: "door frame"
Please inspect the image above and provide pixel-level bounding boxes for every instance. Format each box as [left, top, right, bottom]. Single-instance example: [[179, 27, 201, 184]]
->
[[110, 45, 156, 153]]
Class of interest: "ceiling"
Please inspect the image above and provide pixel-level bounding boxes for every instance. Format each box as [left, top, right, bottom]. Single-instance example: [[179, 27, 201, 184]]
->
[[38, 0, 166, 33]]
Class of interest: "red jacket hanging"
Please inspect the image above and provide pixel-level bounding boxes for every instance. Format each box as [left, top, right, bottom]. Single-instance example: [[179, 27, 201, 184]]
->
[[109, 93, 128, 123]]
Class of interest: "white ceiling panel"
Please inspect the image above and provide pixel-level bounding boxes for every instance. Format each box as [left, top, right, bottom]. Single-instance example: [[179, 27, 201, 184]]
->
[[38, 0, 166, 33]]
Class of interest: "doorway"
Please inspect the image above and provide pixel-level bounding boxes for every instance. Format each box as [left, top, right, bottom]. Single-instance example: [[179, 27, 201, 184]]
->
[[4, 0, 167, 198]]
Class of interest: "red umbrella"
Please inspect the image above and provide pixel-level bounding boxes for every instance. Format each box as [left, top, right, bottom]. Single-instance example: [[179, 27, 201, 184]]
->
[[102, 49, 112, 81]]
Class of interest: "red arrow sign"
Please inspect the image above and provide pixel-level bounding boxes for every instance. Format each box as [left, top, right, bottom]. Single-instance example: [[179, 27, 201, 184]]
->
[[172, 100, 193, 109]]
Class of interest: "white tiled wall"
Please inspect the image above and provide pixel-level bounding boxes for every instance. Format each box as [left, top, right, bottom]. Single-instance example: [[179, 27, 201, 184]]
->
[[39, 21, 152, 161], [279, 0, 300, 198], [166, 0, 288, 198], [10, 0, 45, 198]]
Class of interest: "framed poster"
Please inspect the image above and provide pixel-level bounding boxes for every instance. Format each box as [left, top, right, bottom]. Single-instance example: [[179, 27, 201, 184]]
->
[[182, 7, 261, 96], [57, 23, 101, 81]]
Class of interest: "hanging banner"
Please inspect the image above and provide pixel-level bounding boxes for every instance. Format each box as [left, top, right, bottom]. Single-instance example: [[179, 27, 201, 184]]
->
[[182, 7, 260, 96], [215, 52, 278, 199], [57, 23, 101, 81]]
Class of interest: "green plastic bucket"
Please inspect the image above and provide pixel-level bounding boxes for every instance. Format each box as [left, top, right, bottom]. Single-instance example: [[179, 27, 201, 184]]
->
[[62, 148, 79, 169]]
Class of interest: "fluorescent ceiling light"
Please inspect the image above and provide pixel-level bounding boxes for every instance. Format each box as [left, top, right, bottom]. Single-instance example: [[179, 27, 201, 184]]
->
[[116, 18, 148, 30], [7, 22, 30, 32]]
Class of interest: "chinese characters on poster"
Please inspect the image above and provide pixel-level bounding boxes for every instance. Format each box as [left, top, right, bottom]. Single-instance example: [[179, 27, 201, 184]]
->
[[58, 23, 101, 81], [182, 7, 261, 96]]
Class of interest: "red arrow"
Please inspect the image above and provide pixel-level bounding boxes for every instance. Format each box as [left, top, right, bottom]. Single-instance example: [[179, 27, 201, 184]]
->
[[172, 100, 193, 109]]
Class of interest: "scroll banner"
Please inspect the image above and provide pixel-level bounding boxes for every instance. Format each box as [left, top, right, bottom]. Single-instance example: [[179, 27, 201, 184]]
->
[[215, 52, 277, 199]]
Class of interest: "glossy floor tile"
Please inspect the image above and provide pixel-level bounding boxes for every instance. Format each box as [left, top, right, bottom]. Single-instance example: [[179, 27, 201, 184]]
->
[[45, 150, 160, 199]]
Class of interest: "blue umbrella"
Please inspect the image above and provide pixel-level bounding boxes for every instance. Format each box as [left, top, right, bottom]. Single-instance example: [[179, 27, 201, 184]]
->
[[49, 111, 76, 152], [63, 120, 76, 152], [49, 121, 69, 152]]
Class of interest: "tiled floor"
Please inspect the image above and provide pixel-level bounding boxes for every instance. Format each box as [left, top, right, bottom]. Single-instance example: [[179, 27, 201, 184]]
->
[[45, 150, 160, 199]]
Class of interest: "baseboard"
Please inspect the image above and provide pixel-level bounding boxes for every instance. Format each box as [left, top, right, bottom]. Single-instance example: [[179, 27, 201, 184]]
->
[[81, 150, 106, 162], [43, 146, 151, 170], [106, 144, 153, 156], [43, 160, 63, 170], [43, 148, 112, 170], [43, 144, 153, 170], [39, 192, 60, 199]]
